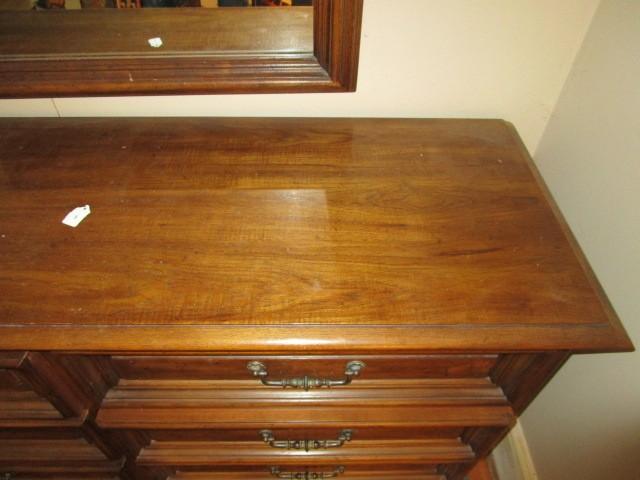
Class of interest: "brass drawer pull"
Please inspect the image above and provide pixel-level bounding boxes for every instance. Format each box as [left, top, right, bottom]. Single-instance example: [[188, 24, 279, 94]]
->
[[270, 466, 345, 479], [246, 360, 365, 391], [260, 429, 353, 451]]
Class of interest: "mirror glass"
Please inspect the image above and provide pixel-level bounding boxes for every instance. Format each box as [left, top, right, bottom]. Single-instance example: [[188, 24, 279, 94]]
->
[[0, 0, 313, 56], [0, 0, 364, 96], [0, 0, 312, 10]]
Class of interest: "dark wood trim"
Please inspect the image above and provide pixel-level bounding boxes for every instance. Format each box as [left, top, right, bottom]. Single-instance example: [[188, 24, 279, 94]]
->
[[467, 458, 496, 480], [491, 352, 571, 415], [314, 0, 363, 91], [0, 323, 632, 354], [0, 0, 363, 97], [0, 118, 634, 480]]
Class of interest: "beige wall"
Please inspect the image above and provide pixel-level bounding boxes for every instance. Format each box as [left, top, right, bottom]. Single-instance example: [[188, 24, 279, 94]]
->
[[522, 1, 640, 479], [0, 0, 600, 152]]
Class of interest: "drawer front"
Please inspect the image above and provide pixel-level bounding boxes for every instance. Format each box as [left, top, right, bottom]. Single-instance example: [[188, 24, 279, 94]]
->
[[168, 472, 445, 480], [140, 426, 467, 443], [168, 471, 445, 480], [0, 349, 570, 480], [0, 352, 115, 426], [98, 401, 513, 431], [137, 438, 475, 466], [98, 355, 513, 443], [0, 367, 65, 424], [111, 355, 499, 382], [0, 352, 133, 480], [98, 353, 513, 480], [0, 438, 123, 478], [134, 440, 467, 480], [0, 352, 86, 427]]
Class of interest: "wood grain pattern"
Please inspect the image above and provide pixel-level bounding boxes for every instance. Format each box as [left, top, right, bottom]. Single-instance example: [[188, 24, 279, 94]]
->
[[491, 352, 570, 415], [97, 404, 514, 430], [140, 427, 467, 443], [0, 118, 633, 480], [169, 472, 445, 480], [0, 118, 632, 353], [0, 0, 363, 96], [111, 355, 498, 380], [0, 438, 124, 475], [314, 0, 363, 91], [136, 438, 475, 466], [102, 379, 507, 407]]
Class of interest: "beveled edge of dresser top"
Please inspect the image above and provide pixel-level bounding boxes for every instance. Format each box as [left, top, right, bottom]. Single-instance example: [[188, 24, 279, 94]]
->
[[0, 118, 633, 354], [0, 322, 632, 353]]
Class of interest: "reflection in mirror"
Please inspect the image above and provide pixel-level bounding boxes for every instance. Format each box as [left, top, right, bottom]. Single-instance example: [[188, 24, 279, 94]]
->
[[1, 0, 312, 9], [0, 0, 362, 96], [0, 0, 314, 56]]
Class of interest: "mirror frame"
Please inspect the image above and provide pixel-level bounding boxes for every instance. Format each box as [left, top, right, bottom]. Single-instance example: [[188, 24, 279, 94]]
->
[[0, 0, 362, 97]]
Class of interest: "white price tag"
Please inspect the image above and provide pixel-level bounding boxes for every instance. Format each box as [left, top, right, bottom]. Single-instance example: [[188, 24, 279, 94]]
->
[[62, 205, 91, 228], [148, 37, 163, 48]]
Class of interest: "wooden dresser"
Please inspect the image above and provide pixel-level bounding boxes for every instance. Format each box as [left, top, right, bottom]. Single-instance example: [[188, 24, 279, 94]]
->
[[0, 118, 632, 480]]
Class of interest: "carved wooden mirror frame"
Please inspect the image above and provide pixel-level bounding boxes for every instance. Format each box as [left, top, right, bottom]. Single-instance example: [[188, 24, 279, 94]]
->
[[0, 0, 362, 97]]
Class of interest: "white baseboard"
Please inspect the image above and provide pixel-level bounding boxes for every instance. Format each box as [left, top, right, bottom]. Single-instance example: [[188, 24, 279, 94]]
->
[[490, 420, 538, 480]]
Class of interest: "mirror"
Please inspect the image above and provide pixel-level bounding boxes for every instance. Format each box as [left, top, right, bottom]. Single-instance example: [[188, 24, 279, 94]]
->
[[0, 0, 362, 96], [2, 1, 312, 10]]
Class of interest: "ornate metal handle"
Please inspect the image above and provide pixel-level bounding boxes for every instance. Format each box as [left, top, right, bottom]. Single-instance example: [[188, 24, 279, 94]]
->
[[260, 429, 353, 451], [270, 466, 345, 479], [246, 361, 365, 391]]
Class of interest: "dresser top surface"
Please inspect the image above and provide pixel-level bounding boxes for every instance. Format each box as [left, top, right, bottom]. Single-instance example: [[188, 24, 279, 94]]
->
[[0, 118, 630, 352]]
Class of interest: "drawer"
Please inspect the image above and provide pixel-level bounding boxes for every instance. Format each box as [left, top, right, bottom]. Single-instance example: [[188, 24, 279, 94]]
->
[[134, 439, 470, 479], [70, 353, 569, 427], [125, 425, 486, 480], [0, 438, 124, 479], [0, 367, 66, 425], [97, 381, 513, 430], [137, 438, 475, 466], [0, 352, 88, 428], [138, 426, 468, 443], [98, 354, 512, 431], [0, 352, 115, 427], [98, 354, 514, 480], [111, 355, 499, 382], [168, 471, 444, 480]]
